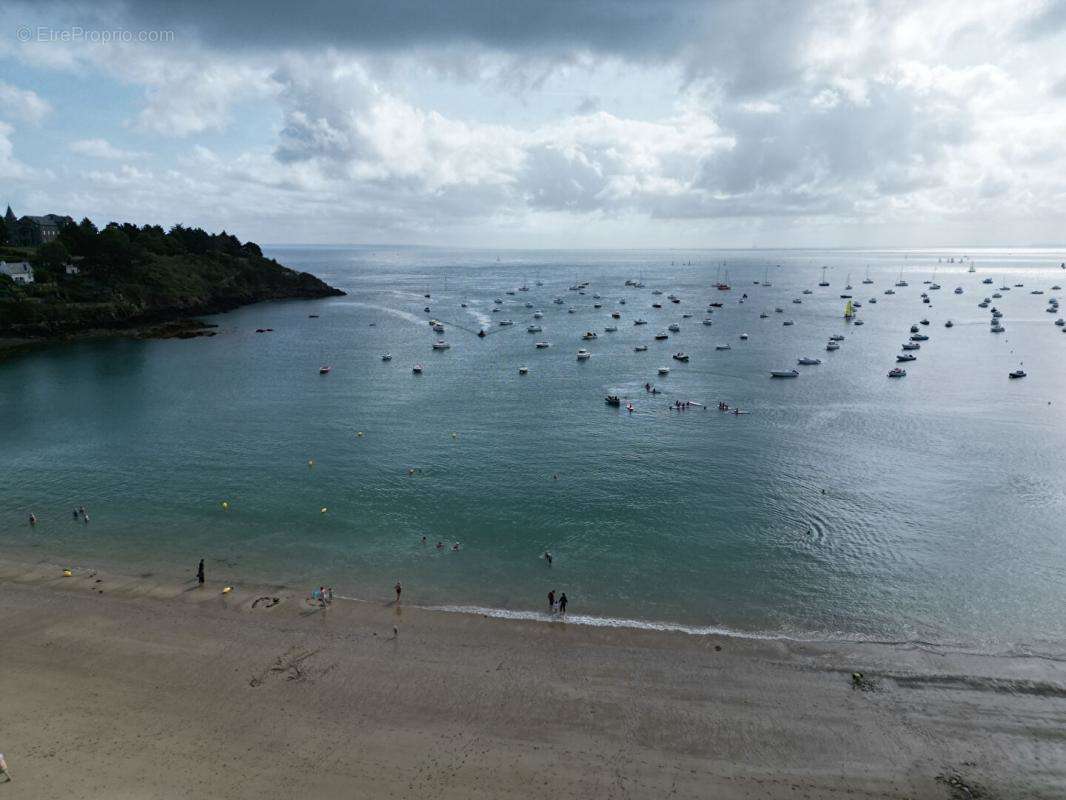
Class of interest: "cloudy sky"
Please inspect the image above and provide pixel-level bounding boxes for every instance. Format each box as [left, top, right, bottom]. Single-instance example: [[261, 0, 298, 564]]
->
[[1, 0, 1065, 248]]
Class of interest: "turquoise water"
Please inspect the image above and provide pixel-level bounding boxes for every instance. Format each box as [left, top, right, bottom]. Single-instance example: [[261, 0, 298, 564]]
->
[[3, 247, 1066, 651]]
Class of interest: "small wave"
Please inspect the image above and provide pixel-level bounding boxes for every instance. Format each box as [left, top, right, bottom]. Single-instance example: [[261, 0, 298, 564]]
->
[[334, 300, 424, 326]]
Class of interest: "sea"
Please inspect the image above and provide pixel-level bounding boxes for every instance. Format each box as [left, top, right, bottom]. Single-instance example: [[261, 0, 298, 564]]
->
[[3, 246, 1065, 654]]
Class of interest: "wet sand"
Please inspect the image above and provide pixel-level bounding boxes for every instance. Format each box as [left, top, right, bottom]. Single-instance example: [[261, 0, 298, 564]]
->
[[1, 559, 1064, 799]]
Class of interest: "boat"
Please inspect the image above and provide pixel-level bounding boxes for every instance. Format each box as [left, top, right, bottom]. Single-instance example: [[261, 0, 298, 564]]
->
[[991, 324, 1005, 333], [944, 320, 953, 328], [582, 331, 597, 340], [605, 395, 621, 406], [910, 333, 929, 341], [381, 353, 392, 361], [845, 273, 852, 290], [652, 303, 662, 309], [759, 312, 768, 319], [527, 325, 542, 333], [802, 288, 813, 294], [895, 269, 908, 287], [412, 364, 423, 374], [818, 266, 829, 287], [654, 332, 669, 340], [884, 288, 895, 295], [862, 266, 873, 284], [844, 299, 855, 319], [954, 287, 964, 294], [897, 353, 916, 362], [854, 319, 865, 326], [797, 357, 822, 365], [319, 366, 332, 374], [982, 277, 993, 284], [869, 297, 878, 304], [668, 323, 681, 332], [499, 320, 514, 326], [1056, 319, 1065, 327], [702, 318, 714, 325], [672, 352, 689, 362], [793, 298, 803, 304], [535, 341, 551, 348], [494, 298, 503, 304], [902, 341, 920, 350], [1031, 289, 1045, 295], [431, 323, 445, 333], [634, 345, 648, 352], [611, 312, 621, 319], [604, 326, 618, 333], [432, 340, 451, 350], [1009, 370, 1026, 379], [715, 344, 731, 351], [888, 367, 907, 378], [634, 318, 648, 325], [930, 283, 941, 290], [829, 334, 845, 341], [825, 341, 840, 351], [533, 311, 543, 319], [783, 320, 795, 326], [576, 349, 592, 360], [518, 366, 529, 375], [771, 369, 800, 378], [658, 366, 671, 375], [739, 333, 749, 340], [920, 318, 930, 326]]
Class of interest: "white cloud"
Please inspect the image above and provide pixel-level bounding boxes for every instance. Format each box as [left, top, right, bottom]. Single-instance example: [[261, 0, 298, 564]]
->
[[69, 138, 143, 160], [0, 81, 52, 124]]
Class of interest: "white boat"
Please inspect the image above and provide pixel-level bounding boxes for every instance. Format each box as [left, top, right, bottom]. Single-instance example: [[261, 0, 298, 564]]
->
[[1009, 369, 1025, 378], [658, 366, 670, 375], [582, 331, 598, 340], [634, 345, 648, 352], [604, 325, 618, 333], [982, 277, 993, 284], [702, 318, 714, 325], [527, 325, 542, 333], [518, 366, 529, 374], [911, 333, 929, 341], [902, 342, 920, 350], [431, 323, 445, 333], [888, 367, 906, 378], [991, 324, 1005, 333], [381, 353, 392, 361], [897, 353, 916, 362], [825, 341, 840, 351], [797, 357, 822, 365], [771, 369, 800, 378], [884, 288, 895, 295], [533, 311, 543, 319], [739, 333, 749, 340], [412, 364, 423, 373], [499, 320, 515, 326], [432, 340, 451, 350], [535, 341, 551, 348], [576, 349, 592, 360], [1056, 318, 1065, 327], [715, 344, 731, 351], [668, 323, 681, 332]]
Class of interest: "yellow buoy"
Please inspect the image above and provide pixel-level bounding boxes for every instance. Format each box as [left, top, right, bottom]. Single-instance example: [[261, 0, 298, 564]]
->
[[320, 507, 328, 513], [308, 459, 315, 467], [356, 431, 364, 437], [62, 569, 72, 577], [222, 586, 232, 594], [221, 501, 229, 510]]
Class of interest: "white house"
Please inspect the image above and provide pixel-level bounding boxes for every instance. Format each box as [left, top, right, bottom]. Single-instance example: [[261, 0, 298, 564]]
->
[[0, 260, 33, 284]]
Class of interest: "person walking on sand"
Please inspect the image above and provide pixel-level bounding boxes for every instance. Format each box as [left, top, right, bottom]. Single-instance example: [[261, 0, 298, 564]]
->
[[559, 593, 568, 615], [196, 559, 204, 585], [326, 586, 334, 606], [547, 589, 555, 611], [395, 581, 402, 603]]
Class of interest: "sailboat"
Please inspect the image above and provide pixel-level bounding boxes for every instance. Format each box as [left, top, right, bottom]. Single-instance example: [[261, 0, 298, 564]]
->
[[818, 266, 829, 287], [844, 299, 855, 320], [761, 267, 771, 287], [895, 269, 908, 287], [862, 265, 873, 284], [845, 272, 852, 290]]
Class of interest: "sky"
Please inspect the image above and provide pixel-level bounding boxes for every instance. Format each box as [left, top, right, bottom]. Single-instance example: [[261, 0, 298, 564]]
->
[[1, 0, 1065, 248]]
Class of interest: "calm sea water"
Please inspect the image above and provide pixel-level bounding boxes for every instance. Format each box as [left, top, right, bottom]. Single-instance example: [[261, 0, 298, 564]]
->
[[3, 247, 1065, 652]]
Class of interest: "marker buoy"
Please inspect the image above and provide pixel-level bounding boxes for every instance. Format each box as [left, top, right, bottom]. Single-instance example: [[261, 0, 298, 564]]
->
[[62, 569, 72, 577], [308, 459, 315, 467], [221, 501, 229, 510], [222, 586, 232, 594], [357, 431, 364, 437], [320, 507, 328, 514]]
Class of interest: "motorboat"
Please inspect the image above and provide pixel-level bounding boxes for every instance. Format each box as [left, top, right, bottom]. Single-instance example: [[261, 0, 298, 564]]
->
[[715, 344, 731, 351], [319, 366, 332, 374], [498, 320, 514, 326], [652, 303, 663, 309], [992, 293, 1002, 298], [775, 307, 784, 313], [902, 341, 920, 350], [703, 318, 715, 325], [412, 364, 423, 374], [518, 366, 529, 375], [854, 319, 865, 326], [494, 298, 503, 304], [1056, 318, 1065, 327], [793, 298, 803, 304], [533, 311, 544, 319], [634, 345, 648, 352], [954, 287, 964, 294], [825, 341, 840, 351], [527, 325, 542, 333], [525, 302, 534, 308], [910, 324, 920, 333], [869, 297, 878, 304], [991, 324, 1005, 333], [611, 312, 621, 319], [797, 357, 822, 365], [783, 320, 795, 326], [944, 320, 953, 328], [829, 334, 845, 341], [910, 333, 929, 341], [582, 331, 598, 340], [658, 366, 671, 375], [535, 341, 551, 348], [668, 323, 681, 332], [802, 289, 813, 295], [739, 333, 749, 340], [930, 283, 941, 290], [771, 369, 800, 378], [897, 353, 916, 362], [605, 395, 621, 406], [920, 318, 930, 326], [432, 323, 446, 333], [1009, 370, 1026, 379], [888, 368, 907, 378], [634, 318, 649, 325], [381, 353, 392, 361], [672, 352, 689, 362], [884, 288, 895, 295], [576, 349, 592, 360], [759, 313, 769, 319], [432, 340, 451, 350], [654, 332, 670, 340], [1031, 289, 1045, 295], [604, 326, 618, 332]]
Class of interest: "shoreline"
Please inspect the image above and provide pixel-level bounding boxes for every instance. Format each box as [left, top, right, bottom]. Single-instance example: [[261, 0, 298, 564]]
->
[[2, 557, 1065, 797]]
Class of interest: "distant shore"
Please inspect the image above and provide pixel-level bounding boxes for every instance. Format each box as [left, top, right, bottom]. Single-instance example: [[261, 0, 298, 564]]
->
[[2, 557, 1063, 798]]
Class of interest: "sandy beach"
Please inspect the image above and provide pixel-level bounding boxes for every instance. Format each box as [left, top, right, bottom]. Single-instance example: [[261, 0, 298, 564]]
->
[[1, 559, 1064, 799]]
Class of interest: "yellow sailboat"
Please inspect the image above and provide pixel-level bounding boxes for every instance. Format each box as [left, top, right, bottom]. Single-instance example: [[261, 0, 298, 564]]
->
[[844, 299, 854, 319]]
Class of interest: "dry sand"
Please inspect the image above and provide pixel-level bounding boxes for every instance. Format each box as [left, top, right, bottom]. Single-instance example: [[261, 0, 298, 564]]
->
[[1, 559, 1064, 799]]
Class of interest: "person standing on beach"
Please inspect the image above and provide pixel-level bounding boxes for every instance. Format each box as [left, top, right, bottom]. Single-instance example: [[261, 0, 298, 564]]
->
[[544, 551, 552, 566], [547, 590, 555, 611], [559, 593, 568, 615], [196, 559, 204, 585], [395, 581, 402, 603], [0, 752, 10, 782]]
